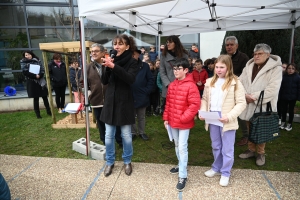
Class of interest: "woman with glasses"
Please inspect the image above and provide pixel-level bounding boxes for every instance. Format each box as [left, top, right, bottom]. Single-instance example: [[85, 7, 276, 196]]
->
[[100, 34, 138, 177], [159, 35, 188, 112]]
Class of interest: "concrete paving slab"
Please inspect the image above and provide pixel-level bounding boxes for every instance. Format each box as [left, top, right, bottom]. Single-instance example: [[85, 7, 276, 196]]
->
[[1, 154, 299, 200]]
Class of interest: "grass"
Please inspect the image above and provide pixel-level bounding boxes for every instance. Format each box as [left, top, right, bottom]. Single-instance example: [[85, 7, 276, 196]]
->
[[0, 109, 299, 172]]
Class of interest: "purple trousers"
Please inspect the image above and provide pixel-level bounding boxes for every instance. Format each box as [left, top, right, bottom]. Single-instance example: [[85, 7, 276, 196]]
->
[[209, 124, 236, 177]]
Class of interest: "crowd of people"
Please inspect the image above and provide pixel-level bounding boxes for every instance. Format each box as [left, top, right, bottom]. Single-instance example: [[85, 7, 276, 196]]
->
[[20, 34, 299, 192]]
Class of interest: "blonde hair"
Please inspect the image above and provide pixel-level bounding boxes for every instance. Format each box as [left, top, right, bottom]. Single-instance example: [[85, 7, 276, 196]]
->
[[210, 55, 238, 91]]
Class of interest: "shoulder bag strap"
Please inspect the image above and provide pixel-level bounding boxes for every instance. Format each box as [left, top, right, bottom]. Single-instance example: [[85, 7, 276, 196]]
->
[[253, 91, 264, 114]]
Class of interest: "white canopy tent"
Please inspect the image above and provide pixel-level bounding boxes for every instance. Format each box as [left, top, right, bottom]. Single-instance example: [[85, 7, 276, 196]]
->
[[77, 0, 300, 156]]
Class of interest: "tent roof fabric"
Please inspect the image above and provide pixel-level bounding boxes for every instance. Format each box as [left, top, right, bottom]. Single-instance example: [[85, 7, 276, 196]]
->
[[78, 0, 300, 36]]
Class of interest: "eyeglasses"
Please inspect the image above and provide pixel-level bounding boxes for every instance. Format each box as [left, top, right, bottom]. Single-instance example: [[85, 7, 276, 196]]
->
[[91, 50, 101, 53], [173, 67, 184, 71], [253, 52, 265, 57]]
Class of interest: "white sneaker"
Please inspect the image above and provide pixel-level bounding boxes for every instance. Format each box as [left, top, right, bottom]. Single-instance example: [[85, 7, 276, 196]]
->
[[58, 108, 62, 113], [219, 176, 230, 187], [285, 123, 292, 131], [278, 119, 281, 125], [204, 169, 221, 177]]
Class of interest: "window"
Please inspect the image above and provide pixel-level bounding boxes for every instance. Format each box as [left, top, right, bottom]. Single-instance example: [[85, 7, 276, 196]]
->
[[26, 6, 73, 26], [0, 6, 26, 26], [0, 29, 28, 48]]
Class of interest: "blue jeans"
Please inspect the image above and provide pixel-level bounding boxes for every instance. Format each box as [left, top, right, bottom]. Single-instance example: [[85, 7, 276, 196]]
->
[[105, 124, 133, 166], [171, 127, 190, 178]]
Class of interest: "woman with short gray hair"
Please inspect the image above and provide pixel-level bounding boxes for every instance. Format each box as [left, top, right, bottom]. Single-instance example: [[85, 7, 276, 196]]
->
[[238, 43, 282, 166]]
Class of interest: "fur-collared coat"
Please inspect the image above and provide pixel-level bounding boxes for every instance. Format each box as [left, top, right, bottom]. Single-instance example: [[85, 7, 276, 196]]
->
[[239, 55, 282, 121]]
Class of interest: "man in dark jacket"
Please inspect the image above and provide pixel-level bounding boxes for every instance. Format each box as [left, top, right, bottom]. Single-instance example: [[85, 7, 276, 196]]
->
[[225, 36, 249, 146], [81, 43, 122, 147], [0, 173, 11, 200], [131, 49, 154, 140], [188, 43, 200, 59]]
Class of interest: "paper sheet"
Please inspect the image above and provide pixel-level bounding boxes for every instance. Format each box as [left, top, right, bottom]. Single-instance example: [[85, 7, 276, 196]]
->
[[198, 111, 223, 127], [29, 64, 40, 74], [64, 103, 82, 113], [167, 124, 173, 141]]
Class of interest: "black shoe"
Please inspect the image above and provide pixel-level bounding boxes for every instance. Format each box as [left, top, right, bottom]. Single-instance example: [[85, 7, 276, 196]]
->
[[36, 115, 42, 119], [132, 134, 137, 139], [47, 110, 52, 116], [104, 164, 114, 177], [170, 167, 179, 174], [140, 134, 149, 140], [124, 163, 132, 176], [176, 178, 187, 191], [118, 143, 123, 148]]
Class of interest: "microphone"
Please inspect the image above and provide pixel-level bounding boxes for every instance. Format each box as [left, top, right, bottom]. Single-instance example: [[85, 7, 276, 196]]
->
[[110, 50, 117, 59]]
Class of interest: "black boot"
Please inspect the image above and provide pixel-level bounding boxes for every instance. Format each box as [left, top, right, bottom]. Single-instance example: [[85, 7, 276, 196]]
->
[[46, 108, 52, 116], [35, 110, 42, 119]]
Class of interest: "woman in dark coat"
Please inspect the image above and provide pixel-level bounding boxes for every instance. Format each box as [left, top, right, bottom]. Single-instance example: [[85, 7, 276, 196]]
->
[[100, 34, 138, 177], [48, 53, 67, 113], [21, 51, 51, 118]]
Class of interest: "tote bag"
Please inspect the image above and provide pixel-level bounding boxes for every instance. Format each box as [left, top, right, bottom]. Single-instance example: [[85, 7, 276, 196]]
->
[[248, 91, 280, 144]]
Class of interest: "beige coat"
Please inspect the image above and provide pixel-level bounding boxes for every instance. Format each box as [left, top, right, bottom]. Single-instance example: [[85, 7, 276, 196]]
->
[[200, 78, 247, 132], [239, 55, 282, 121]]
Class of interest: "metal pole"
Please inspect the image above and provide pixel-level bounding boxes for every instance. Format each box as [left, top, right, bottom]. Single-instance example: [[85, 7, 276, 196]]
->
[[80, 16, 91, 158], [289, 25, 295, 63], [158, 22, 162, 59]]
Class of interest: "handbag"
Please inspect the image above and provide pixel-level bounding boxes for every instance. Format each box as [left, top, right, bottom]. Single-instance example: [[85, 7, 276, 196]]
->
[[248, 91, 280, 144]]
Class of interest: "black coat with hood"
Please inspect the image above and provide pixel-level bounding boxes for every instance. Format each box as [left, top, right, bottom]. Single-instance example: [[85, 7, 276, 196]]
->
[[48, 60, 67, 87]]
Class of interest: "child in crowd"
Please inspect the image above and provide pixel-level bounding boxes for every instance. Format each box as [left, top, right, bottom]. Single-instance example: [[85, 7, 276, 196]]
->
[[199, 55, 246, 187], [69, 60, 84, 110], [143, 53, 150, 63], [279, 63, 300, 131], [148, 46, 158, 62], [192, 59, 208, 97], [146, 61, 159, 115], [204, 58, 215, 78], [163, 58, 200, 191]]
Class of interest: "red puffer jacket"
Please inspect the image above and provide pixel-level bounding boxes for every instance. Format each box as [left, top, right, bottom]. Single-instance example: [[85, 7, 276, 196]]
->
[[192, 69, 208, 91], [163, 73, 201, 129]]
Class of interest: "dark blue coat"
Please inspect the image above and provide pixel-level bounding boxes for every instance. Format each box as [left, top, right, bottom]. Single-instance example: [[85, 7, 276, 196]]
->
[[69, 67, 82, 92], [279, 73, 300, 101], [149, 51, 158, 62], [131, 59, 154, 108], [0, 173, 11, 200]]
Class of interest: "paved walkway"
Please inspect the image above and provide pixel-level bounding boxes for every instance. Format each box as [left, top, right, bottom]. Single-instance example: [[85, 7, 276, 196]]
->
[[1, 154, 299, 200]]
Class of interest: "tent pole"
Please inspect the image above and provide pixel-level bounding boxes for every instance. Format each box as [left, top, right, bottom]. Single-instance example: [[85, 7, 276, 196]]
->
[[289, 25, 295, 63], [80, 16, 91, 158], [158, 22, 162, 59]]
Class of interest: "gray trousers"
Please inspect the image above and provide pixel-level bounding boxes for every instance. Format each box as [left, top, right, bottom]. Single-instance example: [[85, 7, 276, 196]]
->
[[131, 107, 146, 135], [238, 117, 248, 138]]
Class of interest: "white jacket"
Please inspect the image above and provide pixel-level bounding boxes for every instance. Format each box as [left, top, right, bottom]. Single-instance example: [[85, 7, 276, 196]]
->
[[200, 78, 246, 132], [239, 55, 282, 121]]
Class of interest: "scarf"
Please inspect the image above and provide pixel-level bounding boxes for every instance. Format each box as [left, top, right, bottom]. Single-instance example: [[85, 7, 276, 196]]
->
[[167, 50, 176, 58], [54, 61, 62, 67], [113, 50, 132, 67]]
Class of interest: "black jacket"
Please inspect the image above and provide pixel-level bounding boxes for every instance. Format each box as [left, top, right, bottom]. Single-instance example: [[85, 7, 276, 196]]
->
[[21, 58, 48, 98], [231, 50, 249, 76], [48, 60, 67, 87], [100, 50, 138, 125], [131, 59, 154, 108], [279, 73, 300, 101], [69, 67, 82, 92]]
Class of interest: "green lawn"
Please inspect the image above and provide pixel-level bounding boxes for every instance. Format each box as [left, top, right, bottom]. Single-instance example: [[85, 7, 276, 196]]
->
[[0, 110, 299, 172]]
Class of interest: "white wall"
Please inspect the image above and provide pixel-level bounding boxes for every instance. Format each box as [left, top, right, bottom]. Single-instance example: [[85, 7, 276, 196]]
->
[[200, 31, 226, 61]]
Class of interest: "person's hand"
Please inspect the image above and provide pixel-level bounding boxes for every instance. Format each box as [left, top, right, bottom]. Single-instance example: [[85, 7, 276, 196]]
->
[[197, 81, 202, 86], [198, 114, 205, 120], [36, 74, 40, 79], [245, 94, 256, 104], [164, 121, 168, 129], [102, 57, 115, 69], [219, 116, 229, 124], [88, 90, 91, 97]]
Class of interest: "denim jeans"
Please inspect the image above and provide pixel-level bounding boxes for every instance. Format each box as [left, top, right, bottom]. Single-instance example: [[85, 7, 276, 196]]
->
[[209, 124, 235, 177], [105, 124, 133, 166], [171, 127, 190, 178]]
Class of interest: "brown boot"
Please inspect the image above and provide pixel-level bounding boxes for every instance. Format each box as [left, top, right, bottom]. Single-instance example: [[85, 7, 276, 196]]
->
[[236, 137, 248, 146]]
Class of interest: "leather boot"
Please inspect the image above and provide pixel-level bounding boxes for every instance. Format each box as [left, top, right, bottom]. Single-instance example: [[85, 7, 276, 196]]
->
[[104, 164, 114, 177], [35, 110, 42, 119], [124, 163, 132, 176]]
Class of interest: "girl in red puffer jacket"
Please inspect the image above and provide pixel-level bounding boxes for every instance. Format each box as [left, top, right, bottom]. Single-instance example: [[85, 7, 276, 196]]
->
[[163, 58, 200, 191]]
